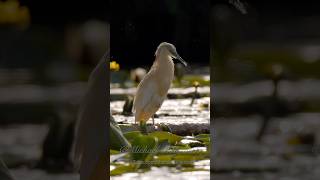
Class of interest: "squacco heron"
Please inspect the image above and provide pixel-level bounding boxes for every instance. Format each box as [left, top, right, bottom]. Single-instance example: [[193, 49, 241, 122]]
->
[[133, 42, 187, 126]]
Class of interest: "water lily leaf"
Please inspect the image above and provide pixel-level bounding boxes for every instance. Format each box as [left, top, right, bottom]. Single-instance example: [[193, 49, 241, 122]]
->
[[195, 134, 210, 139], [123, 131, 143, 143], [131, 135, 158, 161], [173, 153, 208, 167], [170, 144, 191, 150], [173, 154, 196, 167], [110, 150, 120, 155], [194, 134, 210, 145], [110, 164, 137, 176], [148, 131, 182, 145], [152, 155, 174, 166], [154, 155, 172, 161], [197, 137, 210, 143]]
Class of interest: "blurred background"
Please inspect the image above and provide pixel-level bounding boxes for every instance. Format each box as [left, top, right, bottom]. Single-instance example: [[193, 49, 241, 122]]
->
[[0, 0, 108, 179], [212, 1, 320, 179], [111, 0, 209, 67], [110, 0, 210, 88]]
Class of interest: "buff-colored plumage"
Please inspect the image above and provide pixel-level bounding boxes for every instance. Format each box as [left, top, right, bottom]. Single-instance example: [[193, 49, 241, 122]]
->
[[133, 42, 187, 124]]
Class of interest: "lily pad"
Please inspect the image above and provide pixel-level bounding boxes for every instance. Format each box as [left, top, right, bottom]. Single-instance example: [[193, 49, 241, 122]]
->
[[148, 131, 182, 145], [110, 150, 120, 155], [110, 164, 137, 176], [195, 134, 210, 139], [131, 135, 158, 161], [152, 155, 175, 166], [194, 134, 210, 145], [123, 131, 143, 144]]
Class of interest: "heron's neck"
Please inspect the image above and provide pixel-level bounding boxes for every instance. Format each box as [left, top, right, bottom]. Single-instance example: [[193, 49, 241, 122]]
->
[[155, 53, 174, 68], [153, 54, 175, 87]]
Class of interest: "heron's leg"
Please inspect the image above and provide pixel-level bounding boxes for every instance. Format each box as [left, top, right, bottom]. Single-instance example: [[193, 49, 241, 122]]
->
[[152, 115, 155, 125], [140, 121, 147, 134]]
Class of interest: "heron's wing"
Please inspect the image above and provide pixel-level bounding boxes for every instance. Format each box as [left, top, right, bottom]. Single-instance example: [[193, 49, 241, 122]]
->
[[133, 75, 156, 113], [74, 53, 108, 180]]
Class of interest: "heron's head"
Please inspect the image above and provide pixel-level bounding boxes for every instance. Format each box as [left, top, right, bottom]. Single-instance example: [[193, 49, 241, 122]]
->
[[155, 42, 187, 66]]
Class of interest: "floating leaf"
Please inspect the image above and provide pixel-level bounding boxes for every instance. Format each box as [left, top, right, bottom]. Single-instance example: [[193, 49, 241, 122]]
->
[[195, 134, 210, 139], [110, 164, 137, 176], [131, 135, 158, 161], [123, 131, 143, 144], [152, 155, 174, 166], [148, 131, 182, 145], [110, 150, 120, 155], [194, 134, 210, 145], [173, 154, 196, 167]]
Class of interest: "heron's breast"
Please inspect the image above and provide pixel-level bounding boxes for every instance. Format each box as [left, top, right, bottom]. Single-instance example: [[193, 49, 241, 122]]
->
[[152, 58, 174, 96], [156, 73, 174, 96]]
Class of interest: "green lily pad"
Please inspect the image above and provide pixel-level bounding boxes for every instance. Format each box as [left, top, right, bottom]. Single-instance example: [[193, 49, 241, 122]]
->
[[173, 154, 196, 167], [131, 135, 158, 161], [148, 131, 182, 145], [154, 155, 173, 161], [173, 153, 208, 167], [110, 150, 120, 155], [194, 134, 210, 146], [195, 134, 210, 139], [110, 164, 137, 176], [123, 131, 143, 144], [152, 155, 174, 166], [170, 144, 191, 150]]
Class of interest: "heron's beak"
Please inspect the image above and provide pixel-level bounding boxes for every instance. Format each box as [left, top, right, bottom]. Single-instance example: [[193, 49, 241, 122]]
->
[[175, 54, 187, 66]]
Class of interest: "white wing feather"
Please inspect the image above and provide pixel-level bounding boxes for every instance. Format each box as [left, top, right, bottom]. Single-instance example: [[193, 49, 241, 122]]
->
[[133, 74, 156, 113]]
